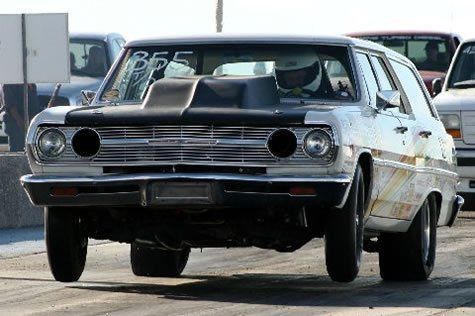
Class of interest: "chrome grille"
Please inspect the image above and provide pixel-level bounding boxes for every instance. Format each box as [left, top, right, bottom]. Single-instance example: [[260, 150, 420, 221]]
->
[[461, 111, 475, 145], [37, 125, 333, 166]]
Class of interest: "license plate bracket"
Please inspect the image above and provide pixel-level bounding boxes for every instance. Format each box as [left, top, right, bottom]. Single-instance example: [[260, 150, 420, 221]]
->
[[150, 182, 214, 205]]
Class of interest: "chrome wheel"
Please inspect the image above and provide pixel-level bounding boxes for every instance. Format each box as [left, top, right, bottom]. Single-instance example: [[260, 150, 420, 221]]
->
[[421, 201, 431, 264], [379, 195, 438, 281]]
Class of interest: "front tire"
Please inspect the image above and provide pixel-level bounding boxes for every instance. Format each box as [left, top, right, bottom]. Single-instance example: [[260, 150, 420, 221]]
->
[[325, 164, 365, 282], [379, 195, 438, 281], [130, 243, 190, 277], [45, 207, 88, 282]]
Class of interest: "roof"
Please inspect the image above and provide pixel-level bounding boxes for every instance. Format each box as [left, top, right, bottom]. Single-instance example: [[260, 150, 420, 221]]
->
[[69, 32, 124, 41], [460, 38, 475, 44], [126, 34, 355, 47], [347, 30, 457, 38], [125, 33, 408, 63]]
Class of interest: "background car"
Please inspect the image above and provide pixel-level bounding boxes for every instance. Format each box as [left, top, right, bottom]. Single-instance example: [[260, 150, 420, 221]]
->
[[347, 31, 461, 95], [434, 38, 475, 210], [0, 112, 8, 152], [36, 32, 125, 108]]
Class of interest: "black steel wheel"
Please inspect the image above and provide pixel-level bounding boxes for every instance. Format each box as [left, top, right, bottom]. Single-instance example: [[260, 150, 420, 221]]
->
[[325, 164, 365, 282], [45, 207, 88, 282]]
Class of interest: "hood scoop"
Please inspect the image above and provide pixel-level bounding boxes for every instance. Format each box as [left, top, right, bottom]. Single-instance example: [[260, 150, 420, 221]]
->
[[142, 75, 279, 110], [64, 75, 309, 127]]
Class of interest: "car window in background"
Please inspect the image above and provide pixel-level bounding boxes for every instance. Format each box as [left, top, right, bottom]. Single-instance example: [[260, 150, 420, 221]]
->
[[70, 40, 108, 77], [356, 53, 379, 106], [390, 60, 434, 118], [111, 39, 125, 60], [101, 45, 356, 104], [448, 44, 475, 89], [362, 36, 451, 72], [214, 61, 274, 76]]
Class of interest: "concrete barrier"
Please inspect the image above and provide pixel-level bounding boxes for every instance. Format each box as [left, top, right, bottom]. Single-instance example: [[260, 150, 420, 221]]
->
[[0, 153, 43, 228]]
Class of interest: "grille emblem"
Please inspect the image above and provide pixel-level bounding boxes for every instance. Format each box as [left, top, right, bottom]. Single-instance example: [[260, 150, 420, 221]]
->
[[148, 139, 219, 146]]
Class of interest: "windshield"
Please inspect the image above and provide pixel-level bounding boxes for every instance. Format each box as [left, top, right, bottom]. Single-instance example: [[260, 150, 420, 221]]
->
[[70, 40, 108, 77], [361, 35, 451, 72], [100, 44, 355, 104], [448, 44, 475, 89]]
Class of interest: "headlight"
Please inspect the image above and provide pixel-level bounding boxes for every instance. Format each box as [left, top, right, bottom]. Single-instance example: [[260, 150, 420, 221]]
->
[[303, 129, 333, 158], [37, 128, 66, 158], [440, 114, 460, 129], [439, 114, 462, 139]]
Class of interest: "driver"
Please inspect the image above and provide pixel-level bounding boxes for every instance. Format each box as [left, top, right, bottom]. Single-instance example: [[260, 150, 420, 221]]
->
[[275, 51, 322, 98], [420, 41, 444, 72]]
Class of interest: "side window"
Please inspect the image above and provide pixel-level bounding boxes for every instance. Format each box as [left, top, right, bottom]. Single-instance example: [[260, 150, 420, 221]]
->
[[390, 60, 435, 119], [370, 56, 395, 91], [356, 53, 379, 106]]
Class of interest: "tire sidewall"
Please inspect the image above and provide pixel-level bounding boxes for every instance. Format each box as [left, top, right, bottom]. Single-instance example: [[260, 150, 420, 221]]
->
[[324, 164, 365, 282], [45, 207, 88, 282]]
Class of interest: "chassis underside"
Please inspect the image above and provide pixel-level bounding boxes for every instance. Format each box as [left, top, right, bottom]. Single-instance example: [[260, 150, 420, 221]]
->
[[79, 206, 328, 253]]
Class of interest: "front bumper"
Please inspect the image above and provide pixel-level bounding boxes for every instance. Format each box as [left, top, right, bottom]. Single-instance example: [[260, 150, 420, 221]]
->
[[20, 173, 351, 209]]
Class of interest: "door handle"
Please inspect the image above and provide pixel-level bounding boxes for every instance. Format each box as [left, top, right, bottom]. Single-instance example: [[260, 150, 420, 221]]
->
[[395, 126, 408, 134], [419, 130, 432, 138]]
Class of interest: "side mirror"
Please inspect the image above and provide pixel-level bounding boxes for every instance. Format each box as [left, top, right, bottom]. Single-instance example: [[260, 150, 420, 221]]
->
[[376, 90, 400, 111], [81, 90, 96, 106], [432, 78, 443, 96]]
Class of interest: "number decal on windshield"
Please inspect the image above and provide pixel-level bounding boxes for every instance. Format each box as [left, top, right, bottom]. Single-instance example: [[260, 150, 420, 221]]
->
[[130, 50, 194, 88]]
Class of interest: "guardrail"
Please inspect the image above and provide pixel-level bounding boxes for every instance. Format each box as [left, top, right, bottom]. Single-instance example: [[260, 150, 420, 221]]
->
[[0, 153, 42, 228]]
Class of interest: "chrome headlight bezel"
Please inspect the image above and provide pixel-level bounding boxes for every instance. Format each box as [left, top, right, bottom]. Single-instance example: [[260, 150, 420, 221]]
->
[[36, 128, 66, 159], [303, 128, 335, 160]]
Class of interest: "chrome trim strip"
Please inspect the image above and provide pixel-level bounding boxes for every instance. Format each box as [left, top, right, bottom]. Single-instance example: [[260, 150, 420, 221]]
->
[[101, 138, 267, 146], [21, 173, 352, 185], [373, 157, 458, 179]]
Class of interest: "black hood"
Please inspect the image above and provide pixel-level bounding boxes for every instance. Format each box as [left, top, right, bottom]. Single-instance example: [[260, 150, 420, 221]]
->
[[65, 75, 308, 126], [65, 104, 310, 126]]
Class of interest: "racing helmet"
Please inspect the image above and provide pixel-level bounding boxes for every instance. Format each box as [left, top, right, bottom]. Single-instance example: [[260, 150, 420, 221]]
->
[[275, 51, 322, 95]]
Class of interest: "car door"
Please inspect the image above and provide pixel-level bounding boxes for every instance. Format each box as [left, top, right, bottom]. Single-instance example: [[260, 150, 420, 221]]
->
[[355, 52, 411, 218], [389, 59, 451, 222], [368, 54, 422, 220]]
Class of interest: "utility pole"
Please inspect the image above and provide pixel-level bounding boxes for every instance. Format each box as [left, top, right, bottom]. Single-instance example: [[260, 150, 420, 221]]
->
[[216, 0, 223, 33]]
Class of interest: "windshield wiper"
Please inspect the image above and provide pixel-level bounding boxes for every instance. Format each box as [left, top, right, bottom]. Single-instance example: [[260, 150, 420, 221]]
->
[[453, 80, 475, 89]]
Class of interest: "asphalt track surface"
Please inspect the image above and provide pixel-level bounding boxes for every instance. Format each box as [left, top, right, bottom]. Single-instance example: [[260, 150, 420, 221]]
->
[[0, 215, 473, 315]]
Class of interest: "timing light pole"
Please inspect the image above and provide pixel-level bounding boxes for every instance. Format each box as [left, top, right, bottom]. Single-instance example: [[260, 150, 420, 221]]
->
[[216, 0, 223, 33]]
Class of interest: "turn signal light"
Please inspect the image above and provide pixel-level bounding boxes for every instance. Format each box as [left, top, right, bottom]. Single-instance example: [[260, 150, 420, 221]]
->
[[446, 129, 461, 139], [51, 187, 79, 197], [290, 187, 316, 196]]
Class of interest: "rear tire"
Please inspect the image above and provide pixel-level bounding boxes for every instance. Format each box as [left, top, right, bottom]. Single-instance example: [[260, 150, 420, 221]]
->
[[130, 243, 190, 277], [379, 195, 438, 281], [325, 164, 365, 282], [45, 207, 88, 282]]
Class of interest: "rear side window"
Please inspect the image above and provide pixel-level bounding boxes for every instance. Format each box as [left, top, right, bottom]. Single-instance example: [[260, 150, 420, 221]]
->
[[356, 53, 378, 106], [389, 60, 435, 119]]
